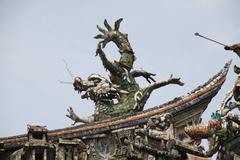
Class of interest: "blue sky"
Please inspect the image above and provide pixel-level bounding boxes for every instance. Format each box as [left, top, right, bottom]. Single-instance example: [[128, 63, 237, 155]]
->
[[0, 0, 239, 139]]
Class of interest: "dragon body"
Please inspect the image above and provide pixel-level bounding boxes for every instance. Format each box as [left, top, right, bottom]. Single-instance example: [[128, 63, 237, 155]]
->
[[67, 19, 183, 123]]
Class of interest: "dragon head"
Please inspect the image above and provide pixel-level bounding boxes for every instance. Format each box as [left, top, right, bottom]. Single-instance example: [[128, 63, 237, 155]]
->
[[73, 74, 126, 102]]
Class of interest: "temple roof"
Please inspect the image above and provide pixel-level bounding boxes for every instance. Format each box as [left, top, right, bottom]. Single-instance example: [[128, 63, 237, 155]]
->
[[0, 61, 231, 152]]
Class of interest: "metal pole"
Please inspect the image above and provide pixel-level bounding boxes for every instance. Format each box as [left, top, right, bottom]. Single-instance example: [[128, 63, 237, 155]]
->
[[194, 32, 227, 47]]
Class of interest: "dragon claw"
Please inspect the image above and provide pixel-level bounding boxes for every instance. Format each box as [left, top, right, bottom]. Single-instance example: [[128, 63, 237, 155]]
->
[[145, 73, 156, 83], [94, 34, 104, 39], [114, 18, 123, 31], [104, 19, 112, 31], [97, 25, 106, 34], [168, 75, 184, 86], [95, 18, 131, 51]]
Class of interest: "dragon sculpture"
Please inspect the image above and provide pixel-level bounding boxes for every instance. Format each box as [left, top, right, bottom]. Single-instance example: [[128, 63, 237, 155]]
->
[[66, 18, 184, 124]]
